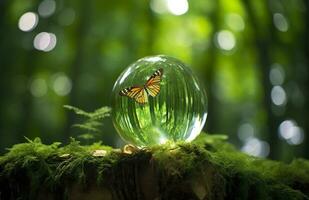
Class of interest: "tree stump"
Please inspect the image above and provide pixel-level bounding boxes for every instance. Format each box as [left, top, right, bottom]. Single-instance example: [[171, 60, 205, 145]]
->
[[0, 135, 308, 199]]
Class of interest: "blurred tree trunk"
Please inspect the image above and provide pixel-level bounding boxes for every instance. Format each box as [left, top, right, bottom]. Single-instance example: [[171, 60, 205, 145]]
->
[[0, 1, 36, 148], [243, 0, 280, 159], [65, 1, 93, 141], [199, 1, 220, 133], [19, 51, 36, 138], [303, 0, 309, 159], [0, 0, 14, 149]]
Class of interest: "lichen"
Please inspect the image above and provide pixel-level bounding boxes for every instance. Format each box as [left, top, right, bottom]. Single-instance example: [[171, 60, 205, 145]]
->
[[0, 134, 308, 199]]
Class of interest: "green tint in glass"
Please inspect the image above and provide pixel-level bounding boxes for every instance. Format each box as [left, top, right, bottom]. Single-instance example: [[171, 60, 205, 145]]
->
[[112, 55, 207, 147]]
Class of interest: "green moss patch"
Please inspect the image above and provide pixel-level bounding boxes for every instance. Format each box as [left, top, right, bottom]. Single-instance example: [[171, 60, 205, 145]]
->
[[0, 135, 308, 199]]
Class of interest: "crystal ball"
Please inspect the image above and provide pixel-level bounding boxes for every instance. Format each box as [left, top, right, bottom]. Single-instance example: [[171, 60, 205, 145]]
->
[[112, 55, 207, 147]]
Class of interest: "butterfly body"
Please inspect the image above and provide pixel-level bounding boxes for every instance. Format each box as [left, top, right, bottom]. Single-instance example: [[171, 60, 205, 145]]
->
[[119, 68, 163, 104]]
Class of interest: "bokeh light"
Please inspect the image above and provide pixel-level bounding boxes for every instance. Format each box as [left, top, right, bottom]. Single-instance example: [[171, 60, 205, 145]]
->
[[166, 0, 188, 15], [271, 86, 287, 106], [238, 123, 255, 141], [279, 120, 305, 145], [150, 0, 188, 15], [30, 78, 48, 97], [33, 32, 57, 52], [52, 73, 72, 96], [269, 63, 285, 86], [216, 30, 236, 51], [38, 0, 56, 17], [273, 13, 289, 32], [150, 0, 167, 14], [18, 12, 38, 32], [225, 13, 245, 31], [287, 127, 304, 145], [241, 137, 270, 158]]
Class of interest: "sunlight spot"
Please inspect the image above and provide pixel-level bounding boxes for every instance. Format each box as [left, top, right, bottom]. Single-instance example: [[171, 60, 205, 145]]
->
[[52, 73, 72, 96], [166, 0, 188, 15], [225, 13, 245, 31], [34, 32, 50, 50], [269, 63, 285, 86], [271, 86, 287, 106], [18, 12, 38, 32], [144, 56, 165, 63], [238, 123, 254, 141], [287, 127, 304, 145], [279, 120, 305, 145], [216, 30, 236, 51], [279, 120, 296, 139], [30, 78, 47, 97], [92, 150, 107, 157], [241, 137, 270, 158], [150, 0, 167, 14], [44, 33, 57, 51], [150, 0, 188, 15], [159, 136, 168, 144], [38, 0, 56, 17], [33, 32, 57, 52], [273, 13, 289, 32]]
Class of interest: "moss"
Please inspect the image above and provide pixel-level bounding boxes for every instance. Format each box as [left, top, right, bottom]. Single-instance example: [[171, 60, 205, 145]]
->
[[0, 135, 308, 199]]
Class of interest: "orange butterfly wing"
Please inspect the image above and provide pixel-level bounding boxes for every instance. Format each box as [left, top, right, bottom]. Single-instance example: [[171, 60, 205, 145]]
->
[[145, 68, 163, 97], [119, 68, 163, 104], [134, 88, 148, 104], [119, 86, 148, 104]]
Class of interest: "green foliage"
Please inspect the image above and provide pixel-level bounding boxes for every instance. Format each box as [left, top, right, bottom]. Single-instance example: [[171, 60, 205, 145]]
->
[[64, 105, 111, 141]]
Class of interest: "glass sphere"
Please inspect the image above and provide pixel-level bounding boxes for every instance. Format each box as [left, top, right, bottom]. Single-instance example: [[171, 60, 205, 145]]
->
[[112, 55, 207, 147]]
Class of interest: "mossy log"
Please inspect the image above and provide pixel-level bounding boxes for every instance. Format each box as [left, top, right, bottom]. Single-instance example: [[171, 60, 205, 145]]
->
[[0, 135, 308, 200]]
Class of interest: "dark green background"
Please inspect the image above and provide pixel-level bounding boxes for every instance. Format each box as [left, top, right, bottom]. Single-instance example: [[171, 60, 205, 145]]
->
[[0, 0, 308, 161]]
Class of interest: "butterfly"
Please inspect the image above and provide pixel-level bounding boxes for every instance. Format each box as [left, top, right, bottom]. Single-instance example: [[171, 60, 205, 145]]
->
[[119, 68, 163, 104]]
